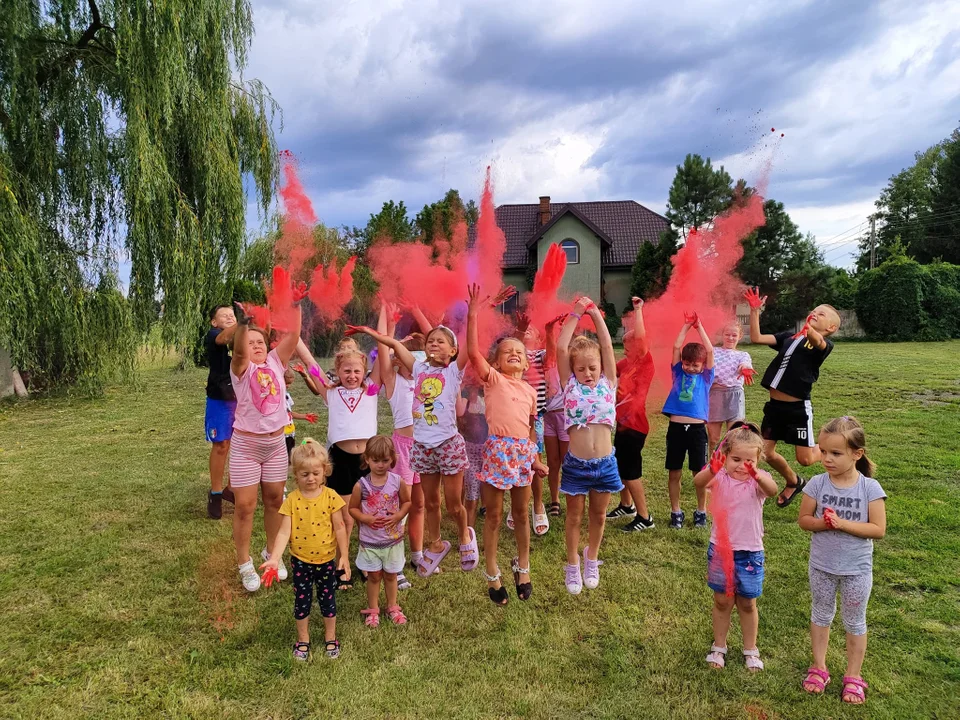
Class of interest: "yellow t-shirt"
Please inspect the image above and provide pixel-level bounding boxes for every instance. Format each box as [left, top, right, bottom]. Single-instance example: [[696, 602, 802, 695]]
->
[[279, 487, 346, 564]]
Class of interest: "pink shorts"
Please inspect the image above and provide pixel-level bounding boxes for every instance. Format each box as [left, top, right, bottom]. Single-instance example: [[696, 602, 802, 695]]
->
[[228, 432, 288, 488], [392, 431, 420, 485], [543, 410, 569, 442]]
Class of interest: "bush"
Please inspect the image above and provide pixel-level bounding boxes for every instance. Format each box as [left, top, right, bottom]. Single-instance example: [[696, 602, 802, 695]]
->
[[855, 257, 960, 341]]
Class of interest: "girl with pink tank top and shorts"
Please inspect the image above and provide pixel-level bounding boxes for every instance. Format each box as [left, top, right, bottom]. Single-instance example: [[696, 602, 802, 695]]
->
[[375, 303, 427, 577], [229, 294, 306, 594]]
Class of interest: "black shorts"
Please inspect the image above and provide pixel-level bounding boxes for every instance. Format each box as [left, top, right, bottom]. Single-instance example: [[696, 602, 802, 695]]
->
[[614, 427, 647, 480], [665, 422, 708, 472], [328, 444, 365, 496], [761, 399, 815, 447], [285, 434, 295, 463]]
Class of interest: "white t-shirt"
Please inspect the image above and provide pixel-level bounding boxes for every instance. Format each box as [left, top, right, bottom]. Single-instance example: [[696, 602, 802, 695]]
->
[[386, 374, 414, 430], [411, 360, 465, 448], [327, 383, 378, 445], [713, 347, 753, 388]]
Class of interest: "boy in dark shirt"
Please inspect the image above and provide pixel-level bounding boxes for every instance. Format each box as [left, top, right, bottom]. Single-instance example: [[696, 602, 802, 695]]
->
[[205, 304, 239, 519], [746, 288, 840, 508]]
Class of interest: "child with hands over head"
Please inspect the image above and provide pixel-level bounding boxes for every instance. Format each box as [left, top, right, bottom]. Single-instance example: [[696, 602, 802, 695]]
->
[[260, 438, 350, 661], [228, 282, 306, 594], [798, 417, 886, 705], [540, 313, 568, 520], [746, 288, 840, 508], [662, 312, 715, 529], [707, 323, 754, 451], [694, 423, 778, 672], [557, 297, 620, 595], [466, 284, 548, 605], [349, 435, 412, 627], [344, 316, 478, 579]]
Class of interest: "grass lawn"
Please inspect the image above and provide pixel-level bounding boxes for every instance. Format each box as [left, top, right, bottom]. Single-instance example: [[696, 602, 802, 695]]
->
[[1, 341, 958, 719]]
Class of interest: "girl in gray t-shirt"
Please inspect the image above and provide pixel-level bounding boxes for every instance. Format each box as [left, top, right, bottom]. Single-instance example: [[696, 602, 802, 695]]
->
[[798, 417, 886, 706]]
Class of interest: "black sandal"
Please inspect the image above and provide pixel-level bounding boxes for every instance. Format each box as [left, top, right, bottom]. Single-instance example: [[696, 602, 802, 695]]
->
[[484, 569, 509, 605], [292, 641, 310, 661], [776, 476, 807, 508], [512, 557, 532, 601], [337, 569, 354, 591], [547, 502, 562, 517]]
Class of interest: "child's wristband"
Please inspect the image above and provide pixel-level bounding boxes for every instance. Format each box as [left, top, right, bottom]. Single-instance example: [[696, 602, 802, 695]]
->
[[570, 312, 582, 320]]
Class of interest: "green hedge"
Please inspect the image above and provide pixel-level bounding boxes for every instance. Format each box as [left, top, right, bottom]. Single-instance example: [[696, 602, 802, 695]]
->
[[855, 257, 960, 341]]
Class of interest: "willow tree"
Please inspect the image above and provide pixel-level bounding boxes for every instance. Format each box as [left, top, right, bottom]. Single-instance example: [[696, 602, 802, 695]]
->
[[0, 0, 278, 391]]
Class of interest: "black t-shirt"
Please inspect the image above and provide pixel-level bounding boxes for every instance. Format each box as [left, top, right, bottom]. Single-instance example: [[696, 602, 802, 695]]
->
[[760, 330, 833, 401], [205, 328, 236, 401]]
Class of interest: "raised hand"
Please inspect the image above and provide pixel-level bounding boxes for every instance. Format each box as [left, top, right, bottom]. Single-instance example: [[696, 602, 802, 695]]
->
[[291, 362, 305, 374], [291, 280, 309, 304], [738, 367, 757, 385], [792, 313, 815, 339], [490, 285, 517, 307], [233, 301, 253, 326], [573, 296, 592, 315], [344, 324, 373, 337], [744, 461, 760, 480], [710, 448, 726, 474], [515, 311, 531, 333], [305, 413, 318, 424], [683, 310, 699, 327], [744, 287, 767, 310], [467, 283, 488, 313], [546, 313, 567, 330], [631, 296, 644, 309]]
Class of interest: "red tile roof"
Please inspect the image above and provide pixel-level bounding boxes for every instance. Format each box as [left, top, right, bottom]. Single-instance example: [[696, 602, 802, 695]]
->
[[494, 200, 670, 269]]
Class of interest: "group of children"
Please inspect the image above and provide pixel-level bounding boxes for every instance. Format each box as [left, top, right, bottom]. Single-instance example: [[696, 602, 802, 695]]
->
[[202, 283, 886, 704]]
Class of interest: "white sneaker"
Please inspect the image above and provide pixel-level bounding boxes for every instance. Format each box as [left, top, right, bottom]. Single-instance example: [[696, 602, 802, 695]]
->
[[239, 560, 261, 592], [262, 548, 288, 581]]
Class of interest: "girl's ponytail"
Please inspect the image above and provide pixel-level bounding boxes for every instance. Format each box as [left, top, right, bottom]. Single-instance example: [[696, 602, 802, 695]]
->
[[855, 454, 876, 478]]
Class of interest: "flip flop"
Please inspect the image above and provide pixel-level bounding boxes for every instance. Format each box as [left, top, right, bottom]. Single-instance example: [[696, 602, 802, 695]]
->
[[459, 527, 479, 571], [776, 476, 807, 508], [532, 505, 550, 536], [416, 541, 451, 578], [506, 510, 515, 531]]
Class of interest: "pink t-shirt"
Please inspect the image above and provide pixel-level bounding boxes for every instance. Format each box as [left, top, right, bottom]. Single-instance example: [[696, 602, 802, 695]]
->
[[483, 369, 537, 439], [709, 468, 767, 552], [230, 349, 289, 434]]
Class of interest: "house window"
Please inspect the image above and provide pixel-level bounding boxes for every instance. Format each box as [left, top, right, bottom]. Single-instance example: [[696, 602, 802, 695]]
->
[[500, 293, 520, 315], [560, 239, 580, 264]]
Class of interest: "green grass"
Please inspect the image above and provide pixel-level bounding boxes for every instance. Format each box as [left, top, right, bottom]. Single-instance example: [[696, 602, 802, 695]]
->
[[1, 342, 959, 719]]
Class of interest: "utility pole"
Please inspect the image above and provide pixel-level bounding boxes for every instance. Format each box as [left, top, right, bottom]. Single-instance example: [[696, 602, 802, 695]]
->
[[868, 215, 877, 270]]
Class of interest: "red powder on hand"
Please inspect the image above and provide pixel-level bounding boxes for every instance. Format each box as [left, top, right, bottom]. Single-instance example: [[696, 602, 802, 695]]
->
[[265, 265, 297, 332], [308, 256, 356, 325]]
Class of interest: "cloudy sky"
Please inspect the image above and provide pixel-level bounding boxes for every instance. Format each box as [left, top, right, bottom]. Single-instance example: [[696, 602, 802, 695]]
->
[[243, 0, 960, 267]]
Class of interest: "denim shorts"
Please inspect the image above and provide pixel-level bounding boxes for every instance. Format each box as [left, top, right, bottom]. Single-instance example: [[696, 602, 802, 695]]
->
[[707, 543, 765, 599], [559, 452, 623, 496]]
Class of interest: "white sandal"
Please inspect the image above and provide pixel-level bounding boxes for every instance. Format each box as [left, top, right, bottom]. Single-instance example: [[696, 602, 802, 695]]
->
[[743, 648, 764, 671], [706, 645, 727, 669], [532, 505, 549, 536]]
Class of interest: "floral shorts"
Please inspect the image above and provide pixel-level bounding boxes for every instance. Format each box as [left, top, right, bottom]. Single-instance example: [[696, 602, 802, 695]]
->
[[463, 441, 484, 501], [410, 433, 470, 476], [481, 435, 536, 490]]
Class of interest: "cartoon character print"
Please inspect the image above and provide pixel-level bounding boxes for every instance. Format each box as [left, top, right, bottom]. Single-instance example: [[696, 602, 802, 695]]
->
[[413, 373, 446, 426], [366, 485, 404, 542], [249, 363, 281, 415], [679, 373, 697, 403]]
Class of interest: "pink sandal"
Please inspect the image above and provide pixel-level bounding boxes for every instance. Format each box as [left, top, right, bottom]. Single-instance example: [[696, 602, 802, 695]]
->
[[416, 540, 451, 578], [802, 667, 830, 694], [385, 605, 407, 625], [360, 608, 380, 628], [459, 527, 479, 571], [841, 676, 867, 704]]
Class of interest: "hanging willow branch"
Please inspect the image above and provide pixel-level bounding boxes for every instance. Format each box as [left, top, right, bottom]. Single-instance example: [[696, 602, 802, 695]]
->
[[0, 0, 279, 392]]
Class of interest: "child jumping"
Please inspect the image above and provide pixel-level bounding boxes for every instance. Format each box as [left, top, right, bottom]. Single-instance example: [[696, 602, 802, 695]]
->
[[707, 322, 755, 450], [466, 285, 548, 604], [609, 297, 657, 532], [662, 312, 715, 529], [349, 435, 412, 627], [345, 321, 479, 578], [457, 383, 487, 530], [746, 288, 840, 508], [557, 297, 620, 594], [694, 422, 778, 671], [798, 416, 886, 705], [260, 438, 350, 660]]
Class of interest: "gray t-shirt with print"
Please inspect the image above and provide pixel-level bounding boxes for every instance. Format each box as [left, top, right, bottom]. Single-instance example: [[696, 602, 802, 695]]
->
[[803, 472, 886, 575]]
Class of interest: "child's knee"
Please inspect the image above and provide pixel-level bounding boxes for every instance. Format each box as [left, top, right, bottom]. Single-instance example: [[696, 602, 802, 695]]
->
[[212, 441, 229, 456], [368, 570, 383, 582], [714, 593, 734, 612], [736, 596, 757, 613]]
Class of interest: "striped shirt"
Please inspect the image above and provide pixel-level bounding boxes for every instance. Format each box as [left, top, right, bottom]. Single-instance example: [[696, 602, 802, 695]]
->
[[524, 350, 548, 414]]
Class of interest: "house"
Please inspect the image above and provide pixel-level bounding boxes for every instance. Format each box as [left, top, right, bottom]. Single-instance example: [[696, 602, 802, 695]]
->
[[495, 196, 670, 314]]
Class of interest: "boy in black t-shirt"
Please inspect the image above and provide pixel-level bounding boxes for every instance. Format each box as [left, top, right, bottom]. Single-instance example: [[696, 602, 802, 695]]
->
[[746, 289, 840, 509], [205, 305, 239, 519]]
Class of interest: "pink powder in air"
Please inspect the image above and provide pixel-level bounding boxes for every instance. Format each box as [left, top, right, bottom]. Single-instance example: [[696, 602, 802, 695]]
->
[[308, 256, 357, 325], [264, 265, 297, 332], [525, 243, 568, 332], [275, 153, 318, 280]]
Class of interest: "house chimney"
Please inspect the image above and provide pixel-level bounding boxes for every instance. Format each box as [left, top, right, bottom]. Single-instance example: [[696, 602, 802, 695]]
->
[[539, 196, 551, 226]]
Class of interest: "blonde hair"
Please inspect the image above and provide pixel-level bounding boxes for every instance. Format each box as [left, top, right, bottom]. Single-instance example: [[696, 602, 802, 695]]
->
[[334, 348, 368, 376], [489, 336, 526, 366], [719, 422, 765, 462], [820, 416, 875, 476], [336, 337, 360, 352], [362, 434, 397, 469], [290, 438, 333, 481], [568, 335, 600, 364]]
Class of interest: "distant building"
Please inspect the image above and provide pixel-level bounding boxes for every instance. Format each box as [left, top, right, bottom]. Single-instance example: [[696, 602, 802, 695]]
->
[[494, 195, 670, 313]]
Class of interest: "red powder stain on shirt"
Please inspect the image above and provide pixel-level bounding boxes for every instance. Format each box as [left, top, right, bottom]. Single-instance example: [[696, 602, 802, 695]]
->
[[708, 485, 736, 597]]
